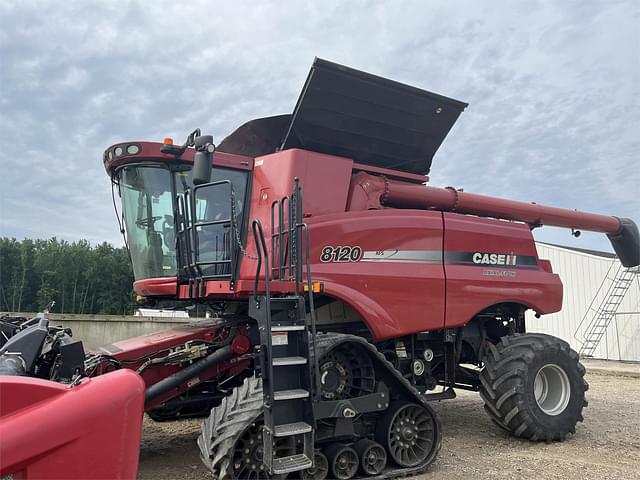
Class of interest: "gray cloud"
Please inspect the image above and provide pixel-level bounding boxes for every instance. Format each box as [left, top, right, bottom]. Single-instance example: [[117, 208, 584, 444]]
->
[[0, 0, 638, 252]]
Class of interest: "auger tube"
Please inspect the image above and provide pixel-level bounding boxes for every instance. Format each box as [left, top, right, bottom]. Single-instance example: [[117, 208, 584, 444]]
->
[[351, 173, 639, 267]]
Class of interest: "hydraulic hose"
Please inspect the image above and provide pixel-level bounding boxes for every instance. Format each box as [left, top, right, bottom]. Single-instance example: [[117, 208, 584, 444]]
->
[[144, 345, 233, 405]]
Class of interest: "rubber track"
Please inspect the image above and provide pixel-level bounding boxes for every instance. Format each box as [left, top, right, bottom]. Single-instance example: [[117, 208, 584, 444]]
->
[[198, 375, 265, 479], [479, 333, 588, 442], [197, 332, 442, 479]]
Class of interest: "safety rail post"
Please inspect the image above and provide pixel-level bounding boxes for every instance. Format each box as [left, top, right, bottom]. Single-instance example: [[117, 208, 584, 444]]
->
[[251, 219, 275, 400], [301, 223, 321, 402], [292, 177, 303, 291], [270, 200, 278, 280]]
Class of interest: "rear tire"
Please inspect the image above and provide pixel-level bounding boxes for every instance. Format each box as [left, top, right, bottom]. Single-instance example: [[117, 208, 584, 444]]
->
[[479, 333, 588, 441]]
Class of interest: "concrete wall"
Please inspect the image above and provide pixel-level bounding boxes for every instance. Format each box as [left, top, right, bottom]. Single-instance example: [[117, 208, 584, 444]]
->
[[1, 312, 192, 350]]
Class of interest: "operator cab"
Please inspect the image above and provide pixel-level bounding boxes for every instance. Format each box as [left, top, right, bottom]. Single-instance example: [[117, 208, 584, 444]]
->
[[117, 164, 248, 280], [104, 140, 253, 295]]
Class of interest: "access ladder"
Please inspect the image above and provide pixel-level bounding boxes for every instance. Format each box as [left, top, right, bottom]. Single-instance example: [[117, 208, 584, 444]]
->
[[577, 263, 638, 357], [249, 179, 319, 476]]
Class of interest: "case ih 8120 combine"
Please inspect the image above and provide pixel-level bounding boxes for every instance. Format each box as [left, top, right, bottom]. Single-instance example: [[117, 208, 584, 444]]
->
[[1, 59, 638, 479]]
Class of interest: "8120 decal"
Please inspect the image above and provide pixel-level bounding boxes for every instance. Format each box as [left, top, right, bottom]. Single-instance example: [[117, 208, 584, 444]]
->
[[320, 245, 363, 263]]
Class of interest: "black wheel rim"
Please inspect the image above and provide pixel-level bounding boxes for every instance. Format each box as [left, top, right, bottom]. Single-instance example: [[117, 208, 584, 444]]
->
[[386, 404, 435, 467], [330, 447, 358, 480], [361, 443, 386, 475], [303, 451, 329, 480], [230, 423, 294, 479], [319, 344, 375, 400]]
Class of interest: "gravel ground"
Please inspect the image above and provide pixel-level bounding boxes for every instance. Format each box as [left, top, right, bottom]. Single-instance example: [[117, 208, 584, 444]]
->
[[138, 372, 640, 480]]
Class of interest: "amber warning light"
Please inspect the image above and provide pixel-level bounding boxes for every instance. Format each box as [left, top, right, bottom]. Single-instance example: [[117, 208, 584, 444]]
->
[[163, 137, 174, 145]]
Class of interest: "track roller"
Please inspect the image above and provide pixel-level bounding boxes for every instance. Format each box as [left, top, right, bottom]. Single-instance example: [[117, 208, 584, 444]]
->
[[376, 401, 438, 468], [302, 451, 329, 480], [353, 439, 387, 476], [324, 443, 359, 480]]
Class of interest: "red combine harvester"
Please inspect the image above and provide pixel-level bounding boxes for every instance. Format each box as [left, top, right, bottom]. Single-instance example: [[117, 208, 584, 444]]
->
[[1, 59, 638, 480]]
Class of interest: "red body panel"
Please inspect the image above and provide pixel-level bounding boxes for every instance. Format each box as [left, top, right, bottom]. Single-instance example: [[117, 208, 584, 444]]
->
[[134, 276, 177, 296], [0, 370, 144, 479], [305, 210, 446, 339], [442, 213, 562, 327]]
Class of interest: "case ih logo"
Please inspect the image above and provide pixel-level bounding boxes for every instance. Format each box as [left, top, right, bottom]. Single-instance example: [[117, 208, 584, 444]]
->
[[445, 252, 538, 269], [472, 253, 518, 266]]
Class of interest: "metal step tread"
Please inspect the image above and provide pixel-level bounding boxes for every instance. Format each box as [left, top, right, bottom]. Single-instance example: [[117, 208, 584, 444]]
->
[[273, 356, 307, 366], [271, 454, 313, 475], [271, 325, 306, 332], [272, 421, 312, 437], [273, 389, 309, 400]]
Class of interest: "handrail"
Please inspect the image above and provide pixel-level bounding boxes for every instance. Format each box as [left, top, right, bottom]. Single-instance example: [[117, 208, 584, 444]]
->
[[301, 223, 321, 402], [252, 219, 270, 298], [251, 219, 275, 401], [269, 177, 303, 287], [190, 180, 235, 278]]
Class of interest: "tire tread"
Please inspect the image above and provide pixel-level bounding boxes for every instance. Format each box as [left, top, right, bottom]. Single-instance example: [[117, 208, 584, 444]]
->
[[479, 333, 587, 442]]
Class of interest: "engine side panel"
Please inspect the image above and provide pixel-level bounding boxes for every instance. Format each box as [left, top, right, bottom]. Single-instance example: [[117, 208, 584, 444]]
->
[[443, 213, 563, 327], [307, 209, 446, 340]]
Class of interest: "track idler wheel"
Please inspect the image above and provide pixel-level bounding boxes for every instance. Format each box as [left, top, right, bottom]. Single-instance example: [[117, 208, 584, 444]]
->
[[324, 443, 359, 480], [376, 401, 438, 468], [353, 439, 387, 476], [302, 450, 329, 480]]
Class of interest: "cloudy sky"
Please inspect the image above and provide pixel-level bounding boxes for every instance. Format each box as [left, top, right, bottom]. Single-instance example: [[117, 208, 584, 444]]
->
[[0, 0, 638, 253]]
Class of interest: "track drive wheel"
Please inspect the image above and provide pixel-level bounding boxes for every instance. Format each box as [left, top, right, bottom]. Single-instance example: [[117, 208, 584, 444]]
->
[[479, 333, 588, 442], [376, 401, 439, 468], [319, 343, 375, 400], [197, 376, 294, 479]]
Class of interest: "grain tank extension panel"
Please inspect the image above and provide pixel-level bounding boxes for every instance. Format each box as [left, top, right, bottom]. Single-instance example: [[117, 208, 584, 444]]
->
[[218, 58, 468, 175]]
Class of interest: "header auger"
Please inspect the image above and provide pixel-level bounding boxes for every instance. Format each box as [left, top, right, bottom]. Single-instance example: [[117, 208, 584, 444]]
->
[[1, 58, 638, 480]]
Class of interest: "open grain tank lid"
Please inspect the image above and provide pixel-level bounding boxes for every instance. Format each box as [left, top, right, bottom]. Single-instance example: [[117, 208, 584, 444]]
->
[[218, 58, 468, 175]]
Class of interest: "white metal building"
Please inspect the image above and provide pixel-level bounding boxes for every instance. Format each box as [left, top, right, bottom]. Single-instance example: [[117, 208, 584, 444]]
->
[[527, 243, 640, 362]]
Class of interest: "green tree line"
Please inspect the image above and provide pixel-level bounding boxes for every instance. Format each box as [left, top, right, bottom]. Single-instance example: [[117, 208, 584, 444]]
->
[[0, 237, 135, 315]]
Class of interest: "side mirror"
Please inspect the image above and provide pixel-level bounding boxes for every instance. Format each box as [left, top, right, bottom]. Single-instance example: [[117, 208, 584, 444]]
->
[[192, 135, 215, 185]]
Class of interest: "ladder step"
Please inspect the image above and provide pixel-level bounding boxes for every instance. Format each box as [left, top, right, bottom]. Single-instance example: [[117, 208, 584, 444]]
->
[[269, 297, 304, 310], [271, 325, 305, 332], [273, 421, 312, 437], [273, 356, 307, 366], [271, 454, 313, 475], [273, 389, 309, 400]]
